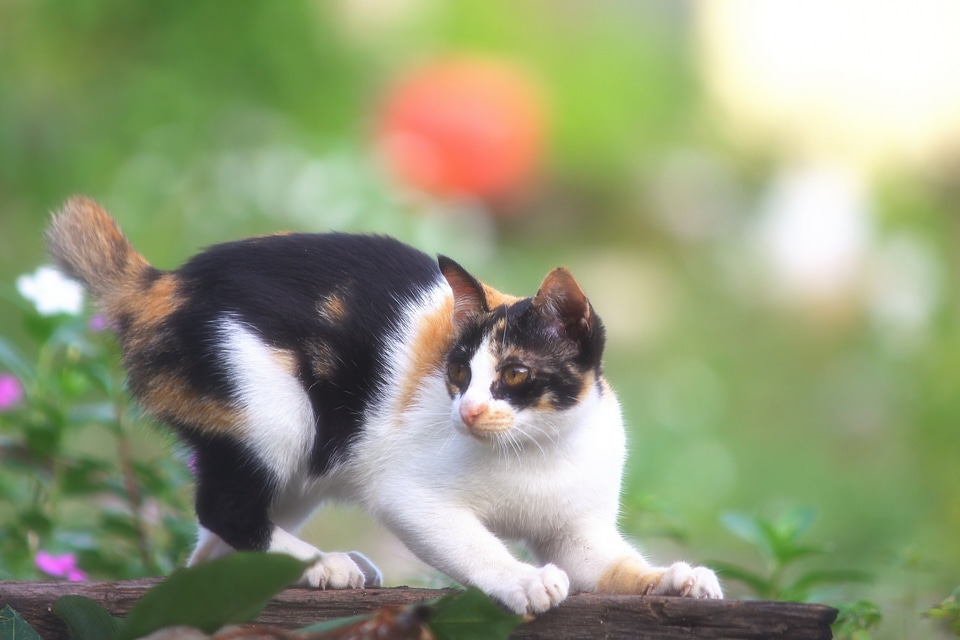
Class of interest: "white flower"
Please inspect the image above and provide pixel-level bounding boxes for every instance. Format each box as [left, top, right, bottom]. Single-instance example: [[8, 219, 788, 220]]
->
[[16, 265, 85, 316]]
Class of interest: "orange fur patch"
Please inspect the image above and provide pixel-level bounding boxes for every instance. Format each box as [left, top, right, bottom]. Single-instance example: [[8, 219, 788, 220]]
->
[[137, 273, 182, 325], [482, 283, 520, 309], [399, 295, 456, 411], [271, 348, 299, 377], [597, 556, 665, 595], [316, 292, 348, 325], [579, 371, 599, 401], [305, 339, 338, 380], [139, 370, 243, 437]]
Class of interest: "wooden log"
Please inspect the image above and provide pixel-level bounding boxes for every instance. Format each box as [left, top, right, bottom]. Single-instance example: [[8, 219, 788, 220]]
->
[[0, 579, 838, 639]]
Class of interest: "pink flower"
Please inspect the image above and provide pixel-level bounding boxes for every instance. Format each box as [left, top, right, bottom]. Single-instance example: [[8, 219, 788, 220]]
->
[[35, 551, 88, 581], [88, 314, 109, 332], [0, 374, 23, 411]]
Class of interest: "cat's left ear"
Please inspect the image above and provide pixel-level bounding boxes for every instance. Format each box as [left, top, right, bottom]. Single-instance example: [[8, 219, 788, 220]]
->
[[532, 268, 592, 341], [439, 256, 489, 328]]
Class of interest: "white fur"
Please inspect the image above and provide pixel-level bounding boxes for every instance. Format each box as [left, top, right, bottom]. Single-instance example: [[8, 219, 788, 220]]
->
[[219, 317, 315, 487], [192, 290, 722, 612]]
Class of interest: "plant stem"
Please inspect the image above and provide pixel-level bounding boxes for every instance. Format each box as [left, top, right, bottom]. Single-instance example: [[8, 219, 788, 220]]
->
[[113, 378, 157, 574]]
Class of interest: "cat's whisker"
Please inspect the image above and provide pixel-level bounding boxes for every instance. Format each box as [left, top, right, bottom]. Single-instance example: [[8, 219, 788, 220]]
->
[[510, 424, 546, 459]]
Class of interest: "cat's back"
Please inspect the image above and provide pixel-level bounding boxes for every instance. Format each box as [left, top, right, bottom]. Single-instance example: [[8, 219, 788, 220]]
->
[[171, 232, 442, 336], [180, 232, 440, 306]]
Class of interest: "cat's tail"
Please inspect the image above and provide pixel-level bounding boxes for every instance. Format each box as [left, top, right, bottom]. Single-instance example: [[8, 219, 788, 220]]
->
[[46, 196, 155, 316]]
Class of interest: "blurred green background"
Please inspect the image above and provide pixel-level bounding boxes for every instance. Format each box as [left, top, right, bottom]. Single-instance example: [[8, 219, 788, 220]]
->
[[2, 1, 959, 637]]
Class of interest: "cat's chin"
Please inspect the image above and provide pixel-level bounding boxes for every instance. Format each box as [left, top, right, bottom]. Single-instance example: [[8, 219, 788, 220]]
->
[[455, 421, 512, 443]]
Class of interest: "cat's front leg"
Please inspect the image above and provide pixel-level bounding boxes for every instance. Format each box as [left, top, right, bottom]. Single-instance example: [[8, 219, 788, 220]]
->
[[380, 507, 569, 614], [598, 556, 722, 599], [536, 527, 722, 599]]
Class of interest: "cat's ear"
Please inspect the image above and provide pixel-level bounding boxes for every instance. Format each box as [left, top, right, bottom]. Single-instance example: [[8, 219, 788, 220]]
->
[[439, 256, 489, 327], [532, 268, 592, 341]]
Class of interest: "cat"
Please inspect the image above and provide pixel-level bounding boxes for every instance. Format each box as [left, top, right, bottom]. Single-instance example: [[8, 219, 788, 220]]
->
[[46, 196, 722, 614]]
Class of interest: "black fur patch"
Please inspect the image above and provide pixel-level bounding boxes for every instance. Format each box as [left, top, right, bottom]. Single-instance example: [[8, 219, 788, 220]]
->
[[188, 432, 277, 551], [172, 233, 441, 473], [444, 297, 606, 411]]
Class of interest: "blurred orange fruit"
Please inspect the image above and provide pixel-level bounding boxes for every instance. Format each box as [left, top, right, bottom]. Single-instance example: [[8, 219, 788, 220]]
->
[[377, 58, 545, 202]]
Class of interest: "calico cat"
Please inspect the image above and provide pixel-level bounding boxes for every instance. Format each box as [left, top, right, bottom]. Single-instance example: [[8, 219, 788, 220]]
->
[[46, 196, 721, 614]]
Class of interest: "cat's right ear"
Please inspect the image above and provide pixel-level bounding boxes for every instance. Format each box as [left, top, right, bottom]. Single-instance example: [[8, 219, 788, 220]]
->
[[438, 256, 488, 328]]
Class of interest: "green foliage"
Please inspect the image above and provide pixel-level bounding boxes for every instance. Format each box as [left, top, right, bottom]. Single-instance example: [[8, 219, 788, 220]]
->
[[0, 605, 42, 640], [428, 587, 525, 640], [52, 553, 308, 639], [712, 507, 871, 602], [53, 596, 124, 640], [0, 294, 194, 581], [925, 586, 960, 637], [51, 556, 518, 640], [833, 600, 883, 640], [119, 553, 310, 639]]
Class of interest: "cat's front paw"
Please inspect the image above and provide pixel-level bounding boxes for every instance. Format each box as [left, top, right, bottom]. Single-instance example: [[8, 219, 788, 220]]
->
[[648, 561, 722, 599], [300, 551, 380, 589], [492, 564, 570, 615]]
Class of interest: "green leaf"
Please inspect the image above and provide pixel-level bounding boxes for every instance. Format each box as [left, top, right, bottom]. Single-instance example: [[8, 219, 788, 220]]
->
[[924, 586, 960, 634], [0, 605, 43, 640], [773, 543, 828, 567], [60, 458, 113, 496], [720, 512, 776, 565], [118, 552, 310, 640], [0, 336, 33, 381], [775, 506, 817, 542], [429, 587, 525, 640], [101, 512, 140, 541], [710, 562, 773, 599], [53, 595, 123, 640], [23, 312, 60, 345], [785, 569, 873, 600], [833, 600, 883, 639]]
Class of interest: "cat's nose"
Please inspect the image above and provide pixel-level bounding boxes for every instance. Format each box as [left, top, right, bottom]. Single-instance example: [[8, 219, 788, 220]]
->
[[459, 401, 487, 428]]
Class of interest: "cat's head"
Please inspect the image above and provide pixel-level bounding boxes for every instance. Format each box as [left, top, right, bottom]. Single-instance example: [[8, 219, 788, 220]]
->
[[438, 256, 606, 447]]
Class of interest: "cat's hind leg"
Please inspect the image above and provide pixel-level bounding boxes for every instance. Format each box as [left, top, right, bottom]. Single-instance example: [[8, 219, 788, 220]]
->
[[190, 436, 379, 589], [270, 489, 383, 588], [266, 527, 373, 589], [187, 317, 379, 588], [187, 526, 234, 566]]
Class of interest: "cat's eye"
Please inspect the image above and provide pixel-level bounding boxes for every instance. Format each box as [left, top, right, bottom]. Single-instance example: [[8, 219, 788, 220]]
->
[[447, 362, 471, 388], [501, 365, 530, 388]]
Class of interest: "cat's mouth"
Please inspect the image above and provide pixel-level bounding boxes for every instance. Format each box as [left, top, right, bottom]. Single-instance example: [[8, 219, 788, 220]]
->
[[457, 402, 514, 441], [462, 423, 511, 442]]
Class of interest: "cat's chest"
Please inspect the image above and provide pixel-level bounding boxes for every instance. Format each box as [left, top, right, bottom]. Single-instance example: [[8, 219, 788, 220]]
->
[[438, 444, 617, 533], [471, 459, 587, 529]]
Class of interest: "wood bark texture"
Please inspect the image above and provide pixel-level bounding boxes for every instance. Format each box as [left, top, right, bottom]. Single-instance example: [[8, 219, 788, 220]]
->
[[0, 580, 838, 639]]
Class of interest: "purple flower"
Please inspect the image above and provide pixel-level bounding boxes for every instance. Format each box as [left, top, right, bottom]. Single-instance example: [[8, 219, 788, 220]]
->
[[88, 314, 109, 332], [0, 374, 23, 411], [35, 550, 88, 581]]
